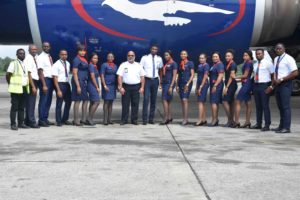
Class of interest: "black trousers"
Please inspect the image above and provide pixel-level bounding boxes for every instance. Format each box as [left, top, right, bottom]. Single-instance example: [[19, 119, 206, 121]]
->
[[10, 87, 27, 126], [121, 83, 140, 123], [253, 82, 271, 127], [25, 79, 38, 126], [55, 82, 72, 123]]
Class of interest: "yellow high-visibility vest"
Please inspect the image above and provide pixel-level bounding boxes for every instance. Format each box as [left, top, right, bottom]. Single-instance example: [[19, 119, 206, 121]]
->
[[8, 60, 29, 94]]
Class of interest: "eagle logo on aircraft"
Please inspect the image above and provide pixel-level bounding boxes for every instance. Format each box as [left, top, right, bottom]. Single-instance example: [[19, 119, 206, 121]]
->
[[101, 0, 235, 26]]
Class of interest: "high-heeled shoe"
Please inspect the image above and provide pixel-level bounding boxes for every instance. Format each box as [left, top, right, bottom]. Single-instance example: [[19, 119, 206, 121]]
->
[[194, 121, 207, 126], [181, 121, 188, 126], [231, 122, 240, 128], [223, 121, 233, 127], [208, 120, 219, 127], [160, 120, 169, 125], [167, 118, 173, 123], [240, 122, 251, 128]]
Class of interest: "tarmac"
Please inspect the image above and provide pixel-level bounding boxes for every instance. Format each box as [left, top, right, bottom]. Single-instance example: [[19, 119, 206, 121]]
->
[[0, 80, 300, 200]]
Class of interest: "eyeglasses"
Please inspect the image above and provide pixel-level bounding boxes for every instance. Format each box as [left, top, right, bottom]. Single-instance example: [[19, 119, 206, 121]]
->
[[127, 55, 135, 57]]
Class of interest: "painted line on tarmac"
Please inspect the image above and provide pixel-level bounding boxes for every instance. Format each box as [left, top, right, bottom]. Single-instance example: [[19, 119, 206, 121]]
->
[[157, 108, 212, 200]]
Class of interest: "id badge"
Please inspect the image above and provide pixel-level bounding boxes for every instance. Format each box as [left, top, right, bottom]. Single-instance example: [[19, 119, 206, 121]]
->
[[125, 68, 128, 73]]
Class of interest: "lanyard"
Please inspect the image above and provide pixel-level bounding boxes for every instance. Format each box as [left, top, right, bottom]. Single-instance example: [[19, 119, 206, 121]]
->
[[275, 54, 286, 79], [60, 60, 68, 78], [17, 60, 26, 74]]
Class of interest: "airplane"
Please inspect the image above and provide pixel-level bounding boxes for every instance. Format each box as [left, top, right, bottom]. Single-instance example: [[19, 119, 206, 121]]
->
[[0, 0, 300, 94]]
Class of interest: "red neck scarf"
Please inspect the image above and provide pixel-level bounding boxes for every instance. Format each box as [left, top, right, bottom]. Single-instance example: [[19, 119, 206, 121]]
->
[[90, 63, 98, 70], [180, 59, 188, 71], [226, 60, 233, 70], [107, 61, 115, 68], [77, 55, 88, 63], [213, 61, 221, 67], [162, 59, 174, 76]]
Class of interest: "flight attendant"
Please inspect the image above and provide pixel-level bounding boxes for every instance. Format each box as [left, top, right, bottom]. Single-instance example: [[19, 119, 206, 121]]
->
[[223, 49, 237, 127], [233, 50, 254, 128], [87, 52, 101, 126], [195, 53, 210, 126], [37, 42, 54, 127], [71, 44, 89, 126], [100, 53, 118, 125], [176, 50, 194, 125], [271, 43, 298, 133], [209, 52, 225, 127], [251, 49, 274, 131], [159, 50, 178, 125]]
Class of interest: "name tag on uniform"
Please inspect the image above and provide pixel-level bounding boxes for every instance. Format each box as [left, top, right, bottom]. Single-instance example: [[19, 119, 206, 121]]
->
[[125, 68, 128, 73]]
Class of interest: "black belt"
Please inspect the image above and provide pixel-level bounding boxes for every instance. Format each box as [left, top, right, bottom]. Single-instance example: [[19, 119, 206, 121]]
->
[[254, 82, 271, 85], [145, 77, 158, 80], [123, 83, 141, 86]]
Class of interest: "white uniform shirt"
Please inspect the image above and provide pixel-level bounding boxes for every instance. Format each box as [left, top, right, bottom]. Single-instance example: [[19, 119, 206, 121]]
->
[[253, 59, 275, 83], [37, 51, 53, 78], [117, 61, 145, 85], [24, 54, 39, 80], [7, 59, 28, 86], [140, 54, 163, 78], [52, 59, 70, 83], [274, 53, 298, 79]]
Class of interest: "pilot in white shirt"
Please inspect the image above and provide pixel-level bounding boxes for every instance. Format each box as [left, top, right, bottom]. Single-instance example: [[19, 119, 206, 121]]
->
[[139, 45, 163, 124], [36, 42, 55, 127], [271, 43, 299, 133], [251, 49, 274, 132], [52, 50, 72, 126], [23, 44, 40, 128], [117, 51, 145, 125]]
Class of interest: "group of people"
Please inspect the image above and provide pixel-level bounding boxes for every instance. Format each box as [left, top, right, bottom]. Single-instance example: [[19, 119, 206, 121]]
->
[[6, 43, 298, 133]]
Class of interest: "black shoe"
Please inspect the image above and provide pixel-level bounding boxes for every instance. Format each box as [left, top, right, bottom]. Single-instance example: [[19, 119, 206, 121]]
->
[[18, 124, 30, 129], [85, 120, 95, 126], [261, 126, 270, 132], [208, 120, 219, 127], [108, 121, 114, 125], [62, 121, 72, 125], [131, 121, 138, 125], [160, 120, 169, 125], [223, 122, 233, 127], [56, 123, 62, 127], [39, 121, 49, 127], [11, 125, 18, 131], [240, 123, 251, 128], [276, 129, 291, 134], [168, 118, 173, 123], [46, 120, 55, 126], [120, 121, 127, 125], [29, 124, 40, 129], [148, 120, 155, 125], [194, 121, 207, 126], [103, 121, 108, 126], [271, 127, 282, 132], [250, 124, 262, 129], [181, 121, 188, 126], [231, 122, 240, 128], [142, 121, 147, 125]]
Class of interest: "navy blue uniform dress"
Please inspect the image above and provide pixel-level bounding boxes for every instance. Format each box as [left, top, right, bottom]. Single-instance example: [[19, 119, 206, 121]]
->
[[87, 64, 100, 102], [100, 62, 118, 101], [210, 62, 225, 104], [161, 61, 178, 101], [236, 61, 253, 102], [71, 56, 89, 101], [196, 63, 210, 102], [178, 60, 194, 99], [223, 61, 237, 103]]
